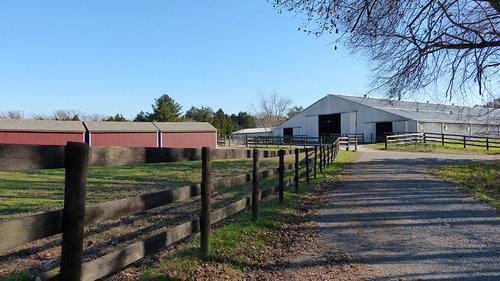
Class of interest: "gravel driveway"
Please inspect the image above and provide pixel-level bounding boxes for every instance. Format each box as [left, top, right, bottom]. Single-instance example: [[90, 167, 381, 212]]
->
[[303, 147, 500, 280]]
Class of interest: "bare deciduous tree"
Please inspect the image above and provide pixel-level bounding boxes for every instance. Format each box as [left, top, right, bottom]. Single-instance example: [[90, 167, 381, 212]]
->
[[0, 110, 24, 119], [251, 91, 291, 129], [271, 0, 500, 102], [83, 113, 108, 121], [53, 109, 82, 121]]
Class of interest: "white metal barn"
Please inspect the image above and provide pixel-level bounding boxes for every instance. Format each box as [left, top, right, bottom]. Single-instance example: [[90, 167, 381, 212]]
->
[[232, 128, 273, 138], [273, 95, 500, 143]]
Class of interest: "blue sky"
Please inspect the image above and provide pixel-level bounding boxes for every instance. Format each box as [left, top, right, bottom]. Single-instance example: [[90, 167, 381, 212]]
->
[[0, 0, 374, 119]]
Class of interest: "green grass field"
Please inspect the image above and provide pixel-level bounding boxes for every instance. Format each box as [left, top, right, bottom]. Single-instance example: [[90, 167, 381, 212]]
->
[[366, 141, 500, 154], [436, 161, 500, 210], [0, 155, 299, 221]]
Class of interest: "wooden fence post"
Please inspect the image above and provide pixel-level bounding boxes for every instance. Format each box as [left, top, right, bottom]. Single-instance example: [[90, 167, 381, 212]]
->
[[314, 146, 317, 179], [245, 135, 248, 148], [441, 133, 445, 146], [385, 136, 388, 149], [331, 144, 333, 163], [331, 142, 334, 164], [486, 137, 489, 150], [355, 135, 358, 151], [463, 136, 467, 149], [278, 149, 284, 204], [305, 147, 310, 185], [323, 144, 327, 171], [200, 147, 211, 255], [319, 144, 323, 174], [333, 141, 337, 161], [326, 145, 330, 168], [252, 149, 260, 221], [294, 148, 299, 193], [60, 142, 89, 281]]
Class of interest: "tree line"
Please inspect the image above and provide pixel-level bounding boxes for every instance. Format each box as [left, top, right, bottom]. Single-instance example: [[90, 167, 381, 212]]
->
[[1, 93, 305, 136], [132, 94, 258, 136]]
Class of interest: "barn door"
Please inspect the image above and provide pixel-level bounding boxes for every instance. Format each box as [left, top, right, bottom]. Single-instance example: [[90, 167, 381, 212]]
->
[[376, 122, 393, 142]]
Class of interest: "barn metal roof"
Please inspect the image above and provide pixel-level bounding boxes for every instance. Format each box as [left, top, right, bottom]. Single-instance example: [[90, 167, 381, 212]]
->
[[84, 121, 158, 132], [334, 95, 500, 124], [153, 122, 216, 132], [0, 119, 86, 131], [233, 128, 273, 135]]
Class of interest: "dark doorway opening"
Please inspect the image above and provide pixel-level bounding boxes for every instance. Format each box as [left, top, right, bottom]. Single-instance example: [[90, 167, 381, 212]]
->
[[283, 128, 293, 143], [376, 122, 393, 142], [319, 114, 341, 139]]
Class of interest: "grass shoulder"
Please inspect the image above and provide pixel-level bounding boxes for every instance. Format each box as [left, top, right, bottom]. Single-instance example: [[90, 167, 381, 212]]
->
[[435, 161, 499, 210], [365, 142, 500, 155]]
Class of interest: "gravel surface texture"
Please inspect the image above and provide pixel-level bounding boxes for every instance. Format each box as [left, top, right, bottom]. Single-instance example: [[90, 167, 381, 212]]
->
[[315, 147, 500, 280]]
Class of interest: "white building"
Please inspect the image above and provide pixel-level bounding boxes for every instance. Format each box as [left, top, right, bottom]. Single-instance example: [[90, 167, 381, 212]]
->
[[232, 128, 273, 138], [273, 95, 500, 143]]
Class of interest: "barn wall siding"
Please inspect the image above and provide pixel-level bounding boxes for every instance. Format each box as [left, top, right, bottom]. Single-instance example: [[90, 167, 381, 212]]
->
[[90, 132, 158, 147], [162, 132, 216, 149], [0, 131, 85, 146]]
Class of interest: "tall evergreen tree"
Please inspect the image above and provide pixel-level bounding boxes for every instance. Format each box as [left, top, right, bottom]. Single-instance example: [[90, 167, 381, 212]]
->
[[134, 94, 183, 122], [185, 106, 214, 123], [134, 111, 152, 122], [230, 111, 257, 131], [213, 108, 234, 136], [151, 94, 183, 122]]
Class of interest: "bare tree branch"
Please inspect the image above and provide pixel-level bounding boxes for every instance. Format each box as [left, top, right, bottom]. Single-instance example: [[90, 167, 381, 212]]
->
[[251, 91, 291, 129], [271, 0, 500, 102]]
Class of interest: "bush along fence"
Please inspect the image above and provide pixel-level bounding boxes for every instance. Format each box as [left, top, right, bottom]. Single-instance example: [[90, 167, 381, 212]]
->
[[385, 132, 500, 150], [0, 138, 343, 281]]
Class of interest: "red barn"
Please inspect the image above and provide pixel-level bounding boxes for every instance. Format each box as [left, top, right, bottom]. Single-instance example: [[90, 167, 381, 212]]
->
[[84, 121, 158, 147], [154, 122, 217, 149], [0, 119, 86, 145]]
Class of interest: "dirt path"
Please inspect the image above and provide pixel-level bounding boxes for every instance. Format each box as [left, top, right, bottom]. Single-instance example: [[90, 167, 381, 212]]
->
[[285, 147, 500, 280]]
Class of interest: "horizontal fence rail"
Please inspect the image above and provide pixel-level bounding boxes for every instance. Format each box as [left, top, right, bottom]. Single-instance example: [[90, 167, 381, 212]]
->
[[385, 133, 425, 149], [0, 144, 302, 171], [0, 164, 300, 251], [0, 139, 343, 280], [385, 132, 500, 150], [246, 134, 362, 148]]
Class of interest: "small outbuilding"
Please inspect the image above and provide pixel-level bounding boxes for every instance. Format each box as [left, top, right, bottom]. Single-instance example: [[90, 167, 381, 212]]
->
[[232, 128, 273, 138], [0, 119, 86, 145], [84, 121, 159, 147], [154, 122, 217, 149]]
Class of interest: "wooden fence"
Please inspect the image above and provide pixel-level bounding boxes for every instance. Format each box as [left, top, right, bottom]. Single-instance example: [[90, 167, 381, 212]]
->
[[245, 134, 362, 148], [385, 133, 425, 149], [385, 132, 500, 150], [0, 138, 343, 281]]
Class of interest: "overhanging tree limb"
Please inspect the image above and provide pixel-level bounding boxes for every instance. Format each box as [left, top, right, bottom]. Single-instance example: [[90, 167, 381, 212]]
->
[[271, 0, 500, 100]]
